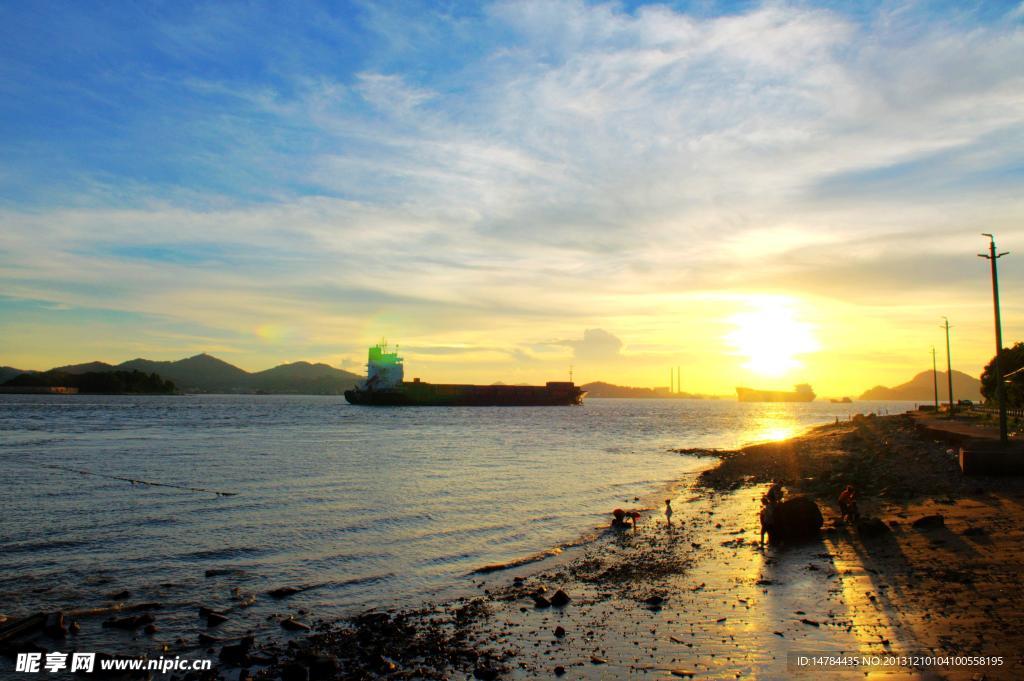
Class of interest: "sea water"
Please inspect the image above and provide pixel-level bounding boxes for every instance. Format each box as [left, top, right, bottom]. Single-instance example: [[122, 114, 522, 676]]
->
[[0, 395, 914, 650]]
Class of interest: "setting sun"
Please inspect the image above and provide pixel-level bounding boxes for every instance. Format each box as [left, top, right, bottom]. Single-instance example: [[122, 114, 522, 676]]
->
[[726, 299, 819, 378]]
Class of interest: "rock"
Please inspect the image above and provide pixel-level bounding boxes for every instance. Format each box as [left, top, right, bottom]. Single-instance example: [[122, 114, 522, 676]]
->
[[549, 590, 571, 607], [68, 621, 80, 635], [268, 586, 304, 599], [554, 626, 566, 638], [198, 633, 222, 645], [912, 514, 945, 529], [533, 595, 551, 608], [219, 643, 251, 666], [308, 655, 338, 680], [771, 495, 823, 541], [963, 526, 986, 536], [107, 590, 131, 600], [207, 612, 229, 627], [473, 666, 499, 680], [554, 665, 566, 676], [44, 612, 66, 638], [856, 517, 890, 537], [143, 624, 158, 635], [103, 613, 154, 630], [280, 617, 311, 632], [280, 662, 309, 681]]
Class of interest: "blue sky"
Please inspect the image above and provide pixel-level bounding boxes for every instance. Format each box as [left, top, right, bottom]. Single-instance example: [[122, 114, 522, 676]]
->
[[2, 1, 1023, 392]]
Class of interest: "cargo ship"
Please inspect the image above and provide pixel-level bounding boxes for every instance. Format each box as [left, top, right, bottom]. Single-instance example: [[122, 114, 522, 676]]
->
[[344, 343, 585, 406], [736, 384, 816, 402]]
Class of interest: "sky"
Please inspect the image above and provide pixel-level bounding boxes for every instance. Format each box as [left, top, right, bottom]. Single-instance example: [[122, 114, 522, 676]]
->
[[1, 0, 1023, 396]]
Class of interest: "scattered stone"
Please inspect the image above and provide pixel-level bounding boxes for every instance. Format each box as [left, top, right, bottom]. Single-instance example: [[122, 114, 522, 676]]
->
[[533, 595, 551, 609], [800, 618, 820, 627], [143, 623, 158, 635], [107, 590, 131, 600], [549, 589, 571, 607], [280, 617, 311, 632], [219, 643, 251, 666], [308, 654, 339, 680], [473, 665, 499, 680], [912, 514, 944, 529], [554, 626, 566, 639], [198, 633, 222, 645], [554, 665, 566, 676], [268, 586, 304, 599], [644, 595, 665, 607], [44, 612, 66, 638], [207, 612, 229, 627], [963, 526, 986, 536], [857, 517, 890, 537], [280, 662, 309, 681], [590, 655, 607, 664], [102, 613, 154, 630]]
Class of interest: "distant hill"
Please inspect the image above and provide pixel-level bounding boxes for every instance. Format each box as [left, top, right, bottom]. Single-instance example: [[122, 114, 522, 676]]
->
[[6, 354, 362, 395], [51, 361, 116, 374], [0, 366, 30, 383], [120, 354, 251, 393], [250, 361, 361, 394], [581, 381, 706, 399], [859, 370, 982, 402]]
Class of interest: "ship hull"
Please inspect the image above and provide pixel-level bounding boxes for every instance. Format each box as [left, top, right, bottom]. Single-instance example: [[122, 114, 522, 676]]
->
[[345, 381, 585, 406]]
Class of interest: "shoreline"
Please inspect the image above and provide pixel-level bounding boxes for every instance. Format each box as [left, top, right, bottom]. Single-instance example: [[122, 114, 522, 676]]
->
[[258, 413, 1024, 679], [8, 410, 1019, 679]]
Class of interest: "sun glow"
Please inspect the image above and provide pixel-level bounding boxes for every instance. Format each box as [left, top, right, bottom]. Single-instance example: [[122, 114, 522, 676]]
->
[[726, 299, 819, 378]]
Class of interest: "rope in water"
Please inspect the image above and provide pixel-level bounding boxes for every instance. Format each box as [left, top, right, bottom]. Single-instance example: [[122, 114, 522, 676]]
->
[[42, 464, 238, 496]]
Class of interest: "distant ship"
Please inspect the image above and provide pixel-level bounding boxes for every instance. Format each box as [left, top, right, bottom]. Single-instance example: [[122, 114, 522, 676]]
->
[[830, 397, 853, 404], [736, 384, 816, 402], [344, 343, 586, 406]]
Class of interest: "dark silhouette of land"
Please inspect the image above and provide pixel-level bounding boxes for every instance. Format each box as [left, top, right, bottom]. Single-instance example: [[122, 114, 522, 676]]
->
[[580, 381, 715, 399], [859, 369, 981, 401], [2, 354, 362, 395], [3, 370, 175, 394]]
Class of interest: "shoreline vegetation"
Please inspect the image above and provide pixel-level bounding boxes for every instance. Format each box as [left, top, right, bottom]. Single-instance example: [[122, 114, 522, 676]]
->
[[7, 412, 1024, 679]]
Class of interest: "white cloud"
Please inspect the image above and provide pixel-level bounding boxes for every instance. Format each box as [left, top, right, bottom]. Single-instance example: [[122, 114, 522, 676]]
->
[[3, 0, 1024, 370]]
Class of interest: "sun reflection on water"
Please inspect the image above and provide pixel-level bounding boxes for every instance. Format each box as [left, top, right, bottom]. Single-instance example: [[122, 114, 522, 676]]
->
[[744, 423, 799, 444]]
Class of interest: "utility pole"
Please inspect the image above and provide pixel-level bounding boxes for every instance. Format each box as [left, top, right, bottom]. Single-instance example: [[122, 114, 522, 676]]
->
[[932, 346, 939, 412], [569, 365, 574, 384], [979, 233, 1009, 443], [942, 317, 954, 416]]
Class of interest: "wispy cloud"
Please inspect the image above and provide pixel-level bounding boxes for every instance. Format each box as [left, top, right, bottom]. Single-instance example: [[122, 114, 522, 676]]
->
[[1, 1, 1022, 390]]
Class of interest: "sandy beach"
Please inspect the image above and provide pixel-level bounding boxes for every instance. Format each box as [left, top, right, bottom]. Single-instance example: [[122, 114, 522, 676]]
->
[[4, 412, 1023, 680]]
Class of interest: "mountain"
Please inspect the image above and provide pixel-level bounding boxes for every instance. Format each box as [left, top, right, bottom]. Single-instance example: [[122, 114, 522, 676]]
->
[[7, 353, 362, 395], [0, 366, 31, 383], [250, 361, 360, 394], [119, 354, 251, 393], [51, 361, 116, 374], [859, 370, 982, 402]]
